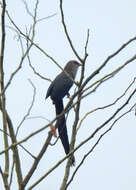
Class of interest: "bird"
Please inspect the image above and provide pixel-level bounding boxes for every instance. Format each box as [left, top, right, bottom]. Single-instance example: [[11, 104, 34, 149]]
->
[[46, 60, 80, 165]]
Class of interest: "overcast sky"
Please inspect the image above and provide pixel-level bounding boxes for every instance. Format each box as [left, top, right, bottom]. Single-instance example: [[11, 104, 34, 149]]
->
[[1, 0, 136, 190]]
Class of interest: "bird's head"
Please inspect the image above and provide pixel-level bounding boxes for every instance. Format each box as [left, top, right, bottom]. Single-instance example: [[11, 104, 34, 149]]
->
[[72, 60, 81, 66], [64, 60, 81, 79]]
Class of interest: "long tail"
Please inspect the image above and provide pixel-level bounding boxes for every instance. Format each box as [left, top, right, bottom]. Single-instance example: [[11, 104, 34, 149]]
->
[[54, 99, 75, 165], [54, 99, 70, 154]]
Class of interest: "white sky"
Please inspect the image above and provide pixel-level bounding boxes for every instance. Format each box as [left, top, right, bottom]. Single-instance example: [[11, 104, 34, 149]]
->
[[0, 0, 136, 189]]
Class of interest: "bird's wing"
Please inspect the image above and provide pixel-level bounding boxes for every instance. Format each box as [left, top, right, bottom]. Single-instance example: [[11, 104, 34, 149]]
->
[[45, 82, 54, 99]]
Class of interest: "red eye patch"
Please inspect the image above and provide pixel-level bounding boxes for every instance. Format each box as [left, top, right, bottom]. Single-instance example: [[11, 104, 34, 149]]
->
[[74, 61, 80, 65]]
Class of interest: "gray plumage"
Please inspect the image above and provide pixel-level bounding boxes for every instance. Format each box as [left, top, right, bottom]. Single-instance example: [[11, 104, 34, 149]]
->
[[46, 60, 80, 101], [46, 60, 80, 166]]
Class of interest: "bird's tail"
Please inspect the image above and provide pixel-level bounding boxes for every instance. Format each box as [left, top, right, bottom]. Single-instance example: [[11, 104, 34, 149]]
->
[[54, 99, 75, 165]]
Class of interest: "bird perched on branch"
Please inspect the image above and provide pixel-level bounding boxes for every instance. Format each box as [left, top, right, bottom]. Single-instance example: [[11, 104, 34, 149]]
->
[[46, 60, 80, 165]]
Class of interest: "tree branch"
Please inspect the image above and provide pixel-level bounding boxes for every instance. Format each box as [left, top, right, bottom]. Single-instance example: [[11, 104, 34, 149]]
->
[[0, 0, 9, 188], [66, 103, 136, 189], [59, 0, 83, 62], [21, 132, 52, 189]]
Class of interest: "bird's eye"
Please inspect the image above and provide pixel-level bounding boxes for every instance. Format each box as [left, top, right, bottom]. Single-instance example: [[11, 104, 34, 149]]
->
[[74, 61, 80, 65]]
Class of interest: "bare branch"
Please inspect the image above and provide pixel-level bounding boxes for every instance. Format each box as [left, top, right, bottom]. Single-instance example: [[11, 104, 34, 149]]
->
[[82, 37, 136, 90], [27, 146, 77, 190], [83, 29, 89, 62], [82, 54, 136, 96], [77, 77, 136, 131], [36, 13, 57, 23], [0, 123, 36, 159], [6, 111, 23, 185], [21, 0, 33, 18], [0, 166, 7, 189], [16, 79, 36, 136], [27, 88, 136, 189], [0, 0, 10, 188], [27, 51, 52, 82], [21, 131, 52, 189], [66, 104, 136, 188], [0, 1, 136, 189], [9, 160, 15, 188], [4, 0, 39, 93], [6, 11, 79, 86], [59, 0, 82, 62]]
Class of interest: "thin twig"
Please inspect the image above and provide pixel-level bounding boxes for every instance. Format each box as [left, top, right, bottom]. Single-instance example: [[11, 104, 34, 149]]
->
[[77, 77, 136, 131], [59, 0, 82, 62], [36, 13, 57, 23], [21, 132, 52, 189], [83, 29, 89, 62], [9, 160, 15, 188], [66, 104, 136, 188], [28, 88, 136, 189], [16, 79, 36, 136], [28, 52, 51, 82], [0, 124, 36, 159], [82, 54, 136, 96]]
